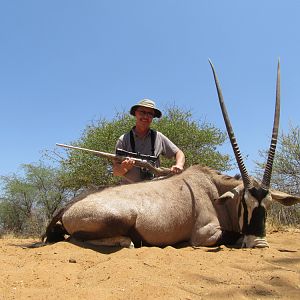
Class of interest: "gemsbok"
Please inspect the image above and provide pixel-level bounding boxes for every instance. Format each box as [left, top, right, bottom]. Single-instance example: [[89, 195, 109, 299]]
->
[[44, 60, 300, 248]]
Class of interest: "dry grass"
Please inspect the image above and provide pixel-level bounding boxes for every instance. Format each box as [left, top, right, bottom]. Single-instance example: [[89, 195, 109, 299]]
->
[[266, 221, 300, 234]]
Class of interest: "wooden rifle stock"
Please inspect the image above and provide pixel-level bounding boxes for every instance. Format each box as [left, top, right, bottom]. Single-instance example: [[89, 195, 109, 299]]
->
[[56, 143, 172, 177]]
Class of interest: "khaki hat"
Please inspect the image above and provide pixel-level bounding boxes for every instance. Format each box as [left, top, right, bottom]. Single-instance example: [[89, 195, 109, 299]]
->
[[130, 99, 162, 118]]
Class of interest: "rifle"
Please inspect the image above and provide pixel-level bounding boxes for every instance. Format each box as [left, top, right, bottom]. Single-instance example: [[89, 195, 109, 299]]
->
[[56, 143, 172, 177]]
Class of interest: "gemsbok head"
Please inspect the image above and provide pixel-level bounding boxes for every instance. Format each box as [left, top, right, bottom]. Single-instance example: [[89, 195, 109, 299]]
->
[[209, 60, 282, 247]]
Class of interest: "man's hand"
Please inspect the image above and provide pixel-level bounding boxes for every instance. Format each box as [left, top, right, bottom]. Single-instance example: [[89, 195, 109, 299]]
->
[[121, 158, 135, 173], [170, 165, 183, 174], [113, 157, 135, 176]]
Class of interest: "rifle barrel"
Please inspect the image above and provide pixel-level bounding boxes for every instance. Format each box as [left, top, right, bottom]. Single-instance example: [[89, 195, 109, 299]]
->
[[56, 143, 172, 177], [56, 143, 116, 159]]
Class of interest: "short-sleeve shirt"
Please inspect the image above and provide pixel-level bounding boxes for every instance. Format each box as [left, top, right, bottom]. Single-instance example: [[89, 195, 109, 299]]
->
[[115, 128, 179, 183]]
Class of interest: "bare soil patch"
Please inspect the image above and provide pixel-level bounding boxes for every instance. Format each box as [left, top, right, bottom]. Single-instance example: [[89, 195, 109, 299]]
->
[[0, 230, 299, 299]]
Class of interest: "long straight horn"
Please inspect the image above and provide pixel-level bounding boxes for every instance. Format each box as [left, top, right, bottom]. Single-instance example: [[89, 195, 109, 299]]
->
[[209, 59, 253, 189], [261, 60, 281, 190]]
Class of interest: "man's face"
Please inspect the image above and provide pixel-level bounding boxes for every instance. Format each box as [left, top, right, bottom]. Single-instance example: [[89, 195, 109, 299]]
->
[[135, 107, 155, 127]]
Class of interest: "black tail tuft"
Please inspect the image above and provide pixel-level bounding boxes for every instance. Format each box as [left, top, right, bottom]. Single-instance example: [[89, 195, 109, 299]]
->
[[44, 222, 68, 243]]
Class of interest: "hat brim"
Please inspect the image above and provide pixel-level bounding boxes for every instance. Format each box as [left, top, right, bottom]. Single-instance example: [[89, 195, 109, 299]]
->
[[130, 105, 162, 118]]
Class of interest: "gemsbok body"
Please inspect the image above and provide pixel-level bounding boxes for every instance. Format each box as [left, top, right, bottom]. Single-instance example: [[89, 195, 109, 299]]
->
[[44, 61, 300, 248]]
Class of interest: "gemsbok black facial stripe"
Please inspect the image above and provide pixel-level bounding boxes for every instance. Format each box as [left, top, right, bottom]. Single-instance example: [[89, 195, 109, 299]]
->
[[241, 191, 248, 233], [246, 206, 267, 236], [248, 187, 268, 202]]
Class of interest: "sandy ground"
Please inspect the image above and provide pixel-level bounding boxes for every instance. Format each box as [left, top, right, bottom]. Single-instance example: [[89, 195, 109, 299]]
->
[[0, 230, 299, 300]]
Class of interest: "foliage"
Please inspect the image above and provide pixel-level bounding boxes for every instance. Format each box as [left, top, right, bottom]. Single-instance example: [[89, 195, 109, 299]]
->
[[0, 163, 72, 236], [271, 125, 300, 195], [256, 124, 300, 226], [59, 106, 232, 189]]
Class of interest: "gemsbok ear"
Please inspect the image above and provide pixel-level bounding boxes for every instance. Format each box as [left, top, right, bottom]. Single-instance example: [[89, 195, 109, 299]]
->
[[270, 190, 300, 206], [215, 185, 244, 203]]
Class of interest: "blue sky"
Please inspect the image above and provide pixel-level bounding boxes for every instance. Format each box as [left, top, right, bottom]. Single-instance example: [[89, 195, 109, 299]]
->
[[1, 1, 300, 177]]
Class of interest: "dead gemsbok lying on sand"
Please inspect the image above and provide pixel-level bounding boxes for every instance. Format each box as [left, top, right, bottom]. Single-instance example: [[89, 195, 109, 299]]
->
[[43, 61, 300, 249]]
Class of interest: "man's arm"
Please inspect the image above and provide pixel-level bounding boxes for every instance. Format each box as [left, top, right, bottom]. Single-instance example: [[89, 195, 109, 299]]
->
[[156, 132, 185, 174], [171, 149, 185, 174]]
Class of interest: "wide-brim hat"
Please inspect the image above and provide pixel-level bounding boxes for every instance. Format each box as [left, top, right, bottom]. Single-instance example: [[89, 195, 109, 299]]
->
[[129, 99, 162, 118]]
